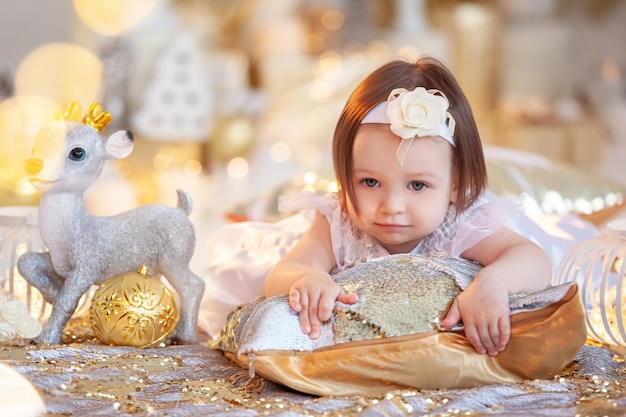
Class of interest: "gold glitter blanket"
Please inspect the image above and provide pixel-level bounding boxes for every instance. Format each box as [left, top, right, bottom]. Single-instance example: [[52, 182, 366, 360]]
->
[[0, 255, 623, 415], [1, 325, 626, 416]]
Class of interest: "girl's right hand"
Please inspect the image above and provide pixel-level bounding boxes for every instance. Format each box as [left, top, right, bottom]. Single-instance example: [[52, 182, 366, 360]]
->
[[288, 274, 359, 339]]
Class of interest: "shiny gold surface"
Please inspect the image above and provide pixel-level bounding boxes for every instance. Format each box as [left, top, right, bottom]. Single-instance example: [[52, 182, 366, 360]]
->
[[89, 267, 179, 348]]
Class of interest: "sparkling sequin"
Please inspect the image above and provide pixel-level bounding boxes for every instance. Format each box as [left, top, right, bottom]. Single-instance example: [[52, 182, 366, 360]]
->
[[214, 254, 574, 355]]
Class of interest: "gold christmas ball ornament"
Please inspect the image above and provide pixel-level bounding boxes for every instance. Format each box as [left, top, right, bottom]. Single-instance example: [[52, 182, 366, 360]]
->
[[89, 266, 179, 348]]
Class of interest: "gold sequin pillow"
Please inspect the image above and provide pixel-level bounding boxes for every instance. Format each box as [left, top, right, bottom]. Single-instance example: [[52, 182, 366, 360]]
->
[[211, 254, 586, 396]]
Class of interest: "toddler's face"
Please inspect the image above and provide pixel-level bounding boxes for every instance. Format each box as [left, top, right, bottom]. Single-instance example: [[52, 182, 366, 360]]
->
[[347, 124, 458, 254]]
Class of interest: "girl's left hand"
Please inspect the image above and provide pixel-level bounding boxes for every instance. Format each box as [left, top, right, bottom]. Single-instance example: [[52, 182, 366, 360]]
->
[[440, 279, 510, 356]]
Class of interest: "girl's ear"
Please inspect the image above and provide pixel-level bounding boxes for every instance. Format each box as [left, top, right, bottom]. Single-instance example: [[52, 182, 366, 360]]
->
[[449, 175, 459, 204]]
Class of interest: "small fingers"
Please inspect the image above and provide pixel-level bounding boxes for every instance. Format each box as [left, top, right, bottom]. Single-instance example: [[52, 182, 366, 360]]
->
[[486, 315, 510, 355], [484, 323, 500, 356], [291, 290, 312, 336], [307, 302, 322, 339], [293, 290, 325, 339], [289, 288, 302, 312], [317, 299, 333, 324], [497, 317, 511, 351], [463, 325, 486, 355], [336, 291, 359, 305], [440, 299, 461, 330], [467, 318, 510, 356]]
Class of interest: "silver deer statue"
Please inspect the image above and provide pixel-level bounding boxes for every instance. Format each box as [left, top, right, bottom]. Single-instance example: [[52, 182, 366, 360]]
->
[[17, 102, 205, 345]]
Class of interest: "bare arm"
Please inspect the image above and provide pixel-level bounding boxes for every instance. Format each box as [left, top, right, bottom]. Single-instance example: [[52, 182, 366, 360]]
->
[[440, 227, 551, 356], [463, 227, 551, 293], [265, 212, 359, 338]]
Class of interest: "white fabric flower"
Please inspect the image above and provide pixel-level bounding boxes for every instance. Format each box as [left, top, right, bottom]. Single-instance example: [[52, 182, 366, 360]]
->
[[386, 87, 450, 139], [0, 322, 17, 343], [1, 299, 28, 325], [15, 316, 42, 339]]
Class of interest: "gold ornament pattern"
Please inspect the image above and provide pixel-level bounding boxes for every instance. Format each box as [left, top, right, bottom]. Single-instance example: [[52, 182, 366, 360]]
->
[[89, 266, 179, 348]]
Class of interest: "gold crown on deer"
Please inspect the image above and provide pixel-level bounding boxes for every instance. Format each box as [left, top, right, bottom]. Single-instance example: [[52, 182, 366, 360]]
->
[[59, 101, 112, 132]]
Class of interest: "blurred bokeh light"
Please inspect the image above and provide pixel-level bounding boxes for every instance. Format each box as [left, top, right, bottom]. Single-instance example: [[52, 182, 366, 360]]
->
[[14, 43, 102, 107], [73, 0, 158, 36]]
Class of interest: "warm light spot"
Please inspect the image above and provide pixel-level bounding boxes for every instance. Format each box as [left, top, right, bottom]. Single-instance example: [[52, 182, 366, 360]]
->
[[0, 96, 60, 191], [153, 153, 173, 170], [15, 43, 102, 107], [327, 181, 339, 193], [303, 171, 317, 185], [313, 52, 342, 78], [308, 80, 334, 102], [183, 160, 202, 176], [15, 243, 28, 257], [367, 41, 393, 61], [270, 142, 291, 162], [227, 157, 248, 179], [73, 0, 158, 36], [321, 10, 345, 31]]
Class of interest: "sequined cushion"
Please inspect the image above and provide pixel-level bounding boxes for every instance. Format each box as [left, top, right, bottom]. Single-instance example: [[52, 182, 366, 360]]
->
[[212, 254, 587, 396]]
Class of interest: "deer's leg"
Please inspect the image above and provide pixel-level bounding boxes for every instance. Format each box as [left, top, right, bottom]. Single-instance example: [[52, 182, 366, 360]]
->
[[37, 269, 95, 344], [161, 266, 205, 343], [17, 252, 65, 304]]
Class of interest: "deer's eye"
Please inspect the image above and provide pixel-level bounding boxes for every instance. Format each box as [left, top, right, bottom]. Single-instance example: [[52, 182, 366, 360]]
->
[[69, 147, 86, 161]]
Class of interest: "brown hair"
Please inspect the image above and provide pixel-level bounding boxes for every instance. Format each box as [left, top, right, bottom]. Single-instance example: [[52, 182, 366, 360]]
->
[[332, 56, 487, 214]]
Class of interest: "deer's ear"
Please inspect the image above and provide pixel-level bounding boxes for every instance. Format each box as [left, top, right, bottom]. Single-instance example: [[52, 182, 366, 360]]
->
[[105, 130, 134, 160]]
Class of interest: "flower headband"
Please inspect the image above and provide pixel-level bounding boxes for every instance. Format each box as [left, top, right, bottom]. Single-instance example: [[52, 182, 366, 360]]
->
[[361, 87, 456, 165]]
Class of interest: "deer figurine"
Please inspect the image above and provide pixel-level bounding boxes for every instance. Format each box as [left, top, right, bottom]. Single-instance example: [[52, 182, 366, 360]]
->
[[17, 102, 205, 345]]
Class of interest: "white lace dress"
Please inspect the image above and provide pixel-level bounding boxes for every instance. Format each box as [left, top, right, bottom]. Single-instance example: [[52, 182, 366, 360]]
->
[[197, 192, 596, 337], [277, 192, 516, 273]]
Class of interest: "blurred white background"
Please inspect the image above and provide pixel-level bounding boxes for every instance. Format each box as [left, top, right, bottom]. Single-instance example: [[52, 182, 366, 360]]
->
[[1, 0, 625, 230]]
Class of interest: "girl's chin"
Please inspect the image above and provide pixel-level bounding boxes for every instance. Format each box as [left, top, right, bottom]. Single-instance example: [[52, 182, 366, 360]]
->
[[377, 239, 421, 254]]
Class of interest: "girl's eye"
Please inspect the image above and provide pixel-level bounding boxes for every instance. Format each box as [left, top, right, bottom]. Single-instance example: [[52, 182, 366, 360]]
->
[[362, 178, 379, 188], [409, 181, 426, 191], [69, 147, 86, 161]]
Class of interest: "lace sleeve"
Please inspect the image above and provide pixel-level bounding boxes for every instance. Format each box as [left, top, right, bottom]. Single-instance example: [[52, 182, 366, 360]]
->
[[447, 195, 523, 258], [279, 192, 346, 268], [278, 192, 387, 271]]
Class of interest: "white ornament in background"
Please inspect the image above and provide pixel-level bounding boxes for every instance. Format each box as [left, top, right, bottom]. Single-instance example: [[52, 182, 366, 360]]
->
[[243, 0, 307, 59], [556, 219, 626, 353], [499, 18, 572, 104], [451, 3, 499, 121], [392, 0, 428, 32], [385, 0, 450, 65], [131, 32, 214, 142], [497, 0, 558, 20]]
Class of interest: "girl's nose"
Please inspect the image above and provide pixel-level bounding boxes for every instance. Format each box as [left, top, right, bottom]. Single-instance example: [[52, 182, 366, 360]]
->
[[380, 190, 405, 215]]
